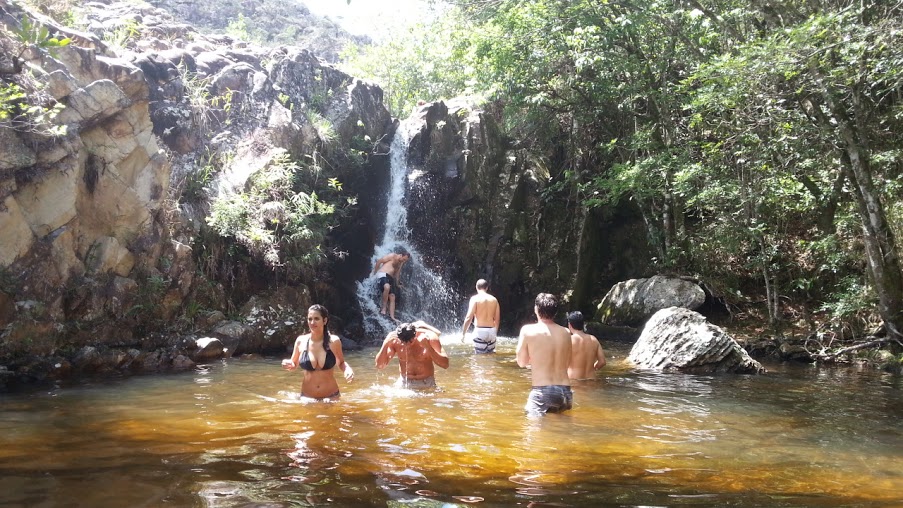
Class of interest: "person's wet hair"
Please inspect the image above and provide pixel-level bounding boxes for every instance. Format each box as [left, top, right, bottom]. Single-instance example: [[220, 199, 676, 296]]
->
[[476, 279, 489, 290], [535, 293, 558, 319], [393, 245, 410, 257], [567, 311, 585, 331], [396, 322, 417, 343], [309, 304, 331, 345]]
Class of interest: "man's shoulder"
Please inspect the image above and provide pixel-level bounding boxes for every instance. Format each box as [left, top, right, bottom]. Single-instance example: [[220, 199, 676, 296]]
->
[[520, 322, 545, 333]]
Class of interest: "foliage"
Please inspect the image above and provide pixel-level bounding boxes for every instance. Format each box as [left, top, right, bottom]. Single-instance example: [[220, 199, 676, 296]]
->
[[1, 14, 70, 136], [225, 13, 257, 43], [177, 64, 237, 135], [351, 0, 903, 329], [206, 152, 351, 279], [101, 19, 140, 50], [11, 14, 71, 52], [179, 148, 220, 203], [0, 81, 66, 135], [339, 9, 478, 116]]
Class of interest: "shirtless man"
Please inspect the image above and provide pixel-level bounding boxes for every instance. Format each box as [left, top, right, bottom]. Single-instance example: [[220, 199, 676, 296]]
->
[[372, 247, 411, 320], [515, 293, 573, 415], [461, 279, 501, 353], [566, 311, 606, 380], [375, 320, 449, 388]]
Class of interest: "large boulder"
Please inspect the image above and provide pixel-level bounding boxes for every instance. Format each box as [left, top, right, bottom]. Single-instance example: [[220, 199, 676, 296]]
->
[[596, 275, 706, 327], [628, 307, 765, 374]]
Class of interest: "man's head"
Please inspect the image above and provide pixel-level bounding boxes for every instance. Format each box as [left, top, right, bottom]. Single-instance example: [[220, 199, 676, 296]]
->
[[395, 322, 417, 343], [394, 246, 410, 259], [534, 293, 558, 320], [476, 279, 489, 291], [567, 311, 585, 331]]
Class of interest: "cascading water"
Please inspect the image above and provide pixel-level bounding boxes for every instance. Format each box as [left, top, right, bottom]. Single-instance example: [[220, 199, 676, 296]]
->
[[355, 119, 459, 336]]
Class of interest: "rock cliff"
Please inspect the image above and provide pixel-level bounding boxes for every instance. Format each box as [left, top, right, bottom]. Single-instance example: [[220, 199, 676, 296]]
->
[[397, 99, 655, 328], [0, 0, 392, 389]]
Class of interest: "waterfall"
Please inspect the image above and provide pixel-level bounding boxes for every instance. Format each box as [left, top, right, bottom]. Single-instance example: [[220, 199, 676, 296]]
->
[[355, 119, 459, 336]]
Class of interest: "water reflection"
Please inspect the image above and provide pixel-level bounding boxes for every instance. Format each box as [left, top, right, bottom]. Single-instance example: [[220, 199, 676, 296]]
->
[[1, 341, 902, 506]]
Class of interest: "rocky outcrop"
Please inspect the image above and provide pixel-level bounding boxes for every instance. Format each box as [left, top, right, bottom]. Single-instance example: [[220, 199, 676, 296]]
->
[[145, 0, 369, 63], [0, 0, 391, 389], [0, 2, 173, 370], [628, 307, 765, 374], [397, 98, 658, 328], [396, 99, 582, 325], [596, 275, 706, 327]]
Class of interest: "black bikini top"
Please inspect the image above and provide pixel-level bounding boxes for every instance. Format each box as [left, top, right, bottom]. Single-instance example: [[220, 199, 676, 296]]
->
[[299, 338, 337, 371]]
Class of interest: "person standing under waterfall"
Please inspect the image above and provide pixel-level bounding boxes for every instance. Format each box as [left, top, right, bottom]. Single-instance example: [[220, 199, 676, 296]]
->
[[461, 279, 501, 353], [566, 311, 606, 380], [516, 293, 573, 415], [281, 304, 354, 401], [375, 320, 449, 389], [372, 247, 411, 321]]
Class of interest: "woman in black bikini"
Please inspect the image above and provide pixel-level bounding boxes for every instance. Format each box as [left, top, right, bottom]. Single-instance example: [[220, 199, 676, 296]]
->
[[281, 304, 354, 400]]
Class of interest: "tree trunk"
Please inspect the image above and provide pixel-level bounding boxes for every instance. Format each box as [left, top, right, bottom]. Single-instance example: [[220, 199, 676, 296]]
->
[[810, 62, 903, 338]]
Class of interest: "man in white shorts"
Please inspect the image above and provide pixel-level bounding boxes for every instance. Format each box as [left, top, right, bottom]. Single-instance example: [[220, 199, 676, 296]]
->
[[461, 279, 501, 353]]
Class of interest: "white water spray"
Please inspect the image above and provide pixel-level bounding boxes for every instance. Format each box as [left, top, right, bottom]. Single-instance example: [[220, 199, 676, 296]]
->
[[355, 119, 459, 337]]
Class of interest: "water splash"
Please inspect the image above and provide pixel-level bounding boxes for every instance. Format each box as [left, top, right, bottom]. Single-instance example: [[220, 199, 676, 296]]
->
[[356, 118, 459, 337]]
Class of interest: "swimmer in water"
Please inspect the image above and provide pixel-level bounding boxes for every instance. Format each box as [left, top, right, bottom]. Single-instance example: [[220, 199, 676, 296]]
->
[[375, 320, 449, 389], [282, 304, 354, 401]]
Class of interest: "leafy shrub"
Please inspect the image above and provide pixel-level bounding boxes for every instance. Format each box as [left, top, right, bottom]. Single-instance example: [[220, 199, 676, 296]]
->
[[206, 153, 349, 279]]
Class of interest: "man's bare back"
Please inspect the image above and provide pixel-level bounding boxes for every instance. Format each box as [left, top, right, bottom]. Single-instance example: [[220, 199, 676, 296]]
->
[[372, 250, 411, 319], [461, 279, 501, 353], [517, 321, 572, 386], [516, 294, 573, 415], [568, 329, 606, 380], [470, 293, 499, 328], [566, 311, 606, 380]]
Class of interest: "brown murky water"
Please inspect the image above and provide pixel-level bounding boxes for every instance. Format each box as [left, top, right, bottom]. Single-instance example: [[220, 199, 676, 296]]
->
[[1, 338, 902, 507]]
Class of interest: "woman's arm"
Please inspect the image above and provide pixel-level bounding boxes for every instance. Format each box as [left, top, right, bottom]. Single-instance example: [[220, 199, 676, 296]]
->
[[282, 336, 303, 369], [330, 335, 354, 382]]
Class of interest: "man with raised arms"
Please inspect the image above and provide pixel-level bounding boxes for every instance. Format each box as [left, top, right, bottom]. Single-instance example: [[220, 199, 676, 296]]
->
[[516, 293, 573, 415], [372, 247, 411, 321], [375, 320, 449, 389], [566, 311, 606, 380], [461, 279, 501, 353]]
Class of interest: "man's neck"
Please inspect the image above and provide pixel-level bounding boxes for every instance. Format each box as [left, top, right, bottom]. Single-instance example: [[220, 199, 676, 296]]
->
[[538, 317, 556, 325]]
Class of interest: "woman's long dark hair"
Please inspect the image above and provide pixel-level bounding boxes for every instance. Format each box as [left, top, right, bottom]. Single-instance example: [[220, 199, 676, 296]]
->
[[309, 304, 331, 348]]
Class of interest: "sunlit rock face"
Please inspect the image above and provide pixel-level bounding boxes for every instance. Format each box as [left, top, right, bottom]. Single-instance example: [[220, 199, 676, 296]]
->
[[595, 275, 707, 327], [0, 1, 172, 363], [628, 307, 765, 374], [0, 0, 394, 388], [145, 0, 369, 63]]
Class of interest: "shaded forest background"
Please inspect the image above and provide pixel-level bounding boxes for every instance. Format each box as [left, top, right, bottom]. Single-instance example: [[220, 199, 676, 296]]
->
[[3, 0, 903, 363], [341, 0, 903, 347]]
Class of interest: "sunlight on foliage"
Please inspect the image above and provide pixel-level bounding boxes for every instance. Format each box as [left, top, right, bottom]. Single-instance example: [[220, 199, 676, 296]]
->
[[206, 153, 348, 277]]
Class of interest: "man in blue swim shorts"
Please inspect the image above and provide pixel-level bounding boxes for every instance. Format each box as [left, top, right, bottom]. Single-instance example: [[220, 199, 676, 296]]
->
[[516, 293, 573, 415]]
